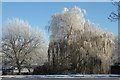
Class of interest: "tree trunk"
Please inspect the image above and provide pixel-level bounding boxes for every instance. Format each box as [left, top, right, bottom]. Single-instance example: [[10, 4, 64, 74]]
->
[[17, 64, 21, 75], [28, 68, 31, 73], [18, 67, 21, 75]]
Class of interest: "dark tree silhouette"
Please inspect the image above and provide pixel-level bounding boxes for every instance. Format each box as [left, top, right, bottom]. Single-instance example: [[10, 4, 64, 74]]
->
[[108, 1, 120, 22]]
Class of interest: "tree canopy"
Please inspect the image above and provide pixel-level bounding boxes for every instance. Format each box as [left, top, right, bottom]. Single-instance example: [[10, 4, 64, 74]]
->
[[2, 18, 48, 74], [48, 7, 115, 74]]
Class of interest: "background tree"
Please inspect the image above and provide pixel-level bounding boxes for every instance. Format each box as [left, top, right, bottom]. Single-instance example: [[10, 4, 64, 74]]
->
[[48, 6, 115, 74], [108, 1, 120, 22], [108, 0, 120, 67], [2, 18, 48, 74], [112, 36, 120, 65]]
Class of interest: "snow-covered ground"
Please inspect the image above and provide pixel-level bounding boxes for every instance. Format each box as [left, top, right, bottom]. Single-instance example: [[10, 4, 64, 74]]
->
[[0, 74, 120, 79]]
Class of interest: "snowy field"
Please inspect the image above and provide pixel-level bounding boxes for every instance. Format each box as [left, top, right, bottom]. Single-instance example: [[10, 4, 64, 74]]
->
[[0, 74, 120, 80], [1, 78, 120, 80]]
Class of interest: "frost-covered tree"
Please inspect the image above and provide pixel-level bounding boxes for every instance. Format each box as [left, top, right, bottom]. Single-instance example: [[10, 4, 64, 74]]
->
[[0, 33, 2, 75], [48, 6, 115, 74], [2, 18, 48, 74], [112, 36, 120, 65]]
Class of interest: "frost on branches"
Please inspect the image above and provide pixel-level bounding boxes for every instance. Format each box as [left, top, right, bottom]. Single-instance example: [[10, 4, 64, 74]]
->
[[2, 18, 48, 74], [48, 7, 115, 74], [112, 35, 120, 65]]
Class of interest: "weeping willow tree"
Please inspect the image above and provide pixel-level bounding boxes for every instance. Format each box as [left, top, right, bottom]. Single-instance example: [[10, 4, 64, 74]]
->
[[48, 7, 115, 74]]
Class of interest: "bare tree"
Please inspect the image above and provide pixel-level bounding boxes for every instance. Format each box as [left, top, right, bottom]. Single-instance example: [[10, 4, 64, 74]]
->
[[108, 0, 120, 22], [2, 18, 48, 74], [108, 0, 120, 67]]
